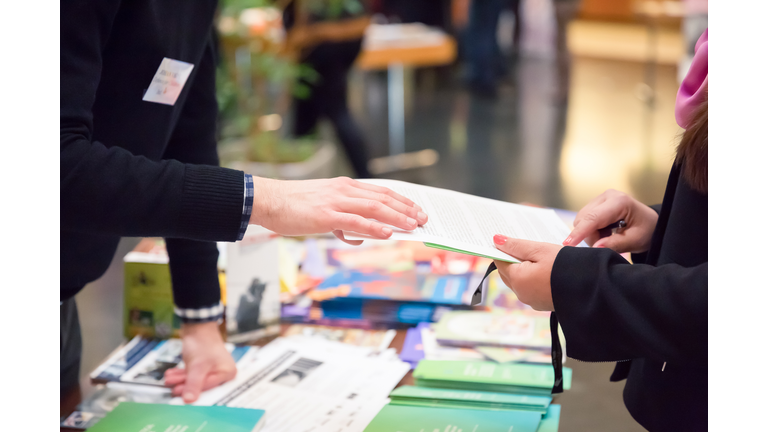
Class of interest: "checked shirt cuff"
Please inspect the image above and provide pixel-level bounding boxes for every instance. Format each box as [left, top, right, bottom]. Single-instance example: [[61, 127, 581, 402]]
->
[[238, 174, 254, 241], [175, 301, 224, 324]]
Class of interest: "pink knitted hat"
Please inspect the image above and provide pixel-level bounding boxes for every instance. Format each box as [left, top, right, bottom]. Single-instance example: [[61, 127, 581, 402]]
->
[[675, 29, 708, 128]]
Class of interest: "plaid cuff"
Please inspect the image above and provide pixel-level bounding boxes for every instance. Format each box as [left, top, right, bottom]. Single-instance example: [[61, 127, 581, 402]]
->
[[174, 301, 224, 323], [238, 174, 254, 241]]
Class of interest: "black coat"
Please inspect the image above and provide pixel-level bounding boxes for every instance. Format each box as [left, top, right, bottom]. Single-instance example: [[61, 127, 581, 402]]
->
[[61, 0, 244, 308], [552, 163, 707, 431]]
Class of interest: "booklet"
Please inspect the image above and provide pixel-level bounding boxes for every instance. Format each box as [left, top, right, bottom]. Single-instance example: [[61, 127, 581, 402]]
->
[[363, 404, 542, 432], [389, 385, 552, 413], [539, 404, 562, 432], [343, 179, 574, 262], [413, 360, 572, 396], [86, 402, 265, 432]]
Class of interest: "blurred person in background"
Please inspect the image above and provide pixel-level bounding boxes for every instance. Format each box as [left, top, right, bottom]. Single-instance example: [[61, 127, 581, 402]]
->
[[61, 0, 427, 404], [552, 0, 581, 101], [284, 0, 373, 178], [463, 0, 519, 98], [490, 30, 708, 431]]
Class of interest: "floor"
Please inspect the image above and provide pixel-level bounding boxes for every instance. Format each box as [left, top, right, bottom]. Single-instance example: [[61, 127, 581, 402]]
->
[[72, 18, 684, 432]]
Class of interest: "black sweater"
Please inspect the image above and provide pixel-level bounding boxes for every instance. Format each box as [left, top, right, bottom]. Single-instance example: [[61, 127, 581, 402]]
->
[[61, 0, 244, 309], [552, 163, 707, 431]]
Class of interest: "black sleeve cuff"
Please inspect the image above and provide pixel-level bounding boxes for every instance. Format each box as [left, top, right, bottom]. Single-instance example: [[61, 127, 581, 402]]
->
[[551, 246, 632, 362], [176, 164, 244, 242], [165, 238, 222, 310]]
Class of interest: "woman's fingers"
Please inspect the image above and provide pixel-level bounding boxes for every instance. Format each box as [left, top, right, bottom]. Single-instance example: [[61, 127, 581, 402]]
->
[[566, 199, 627, 246]]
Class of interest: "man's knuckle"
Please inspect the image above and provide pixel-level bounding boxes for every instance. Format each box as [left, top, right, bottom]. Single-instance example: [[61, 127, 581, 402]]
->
[[367, 199, 381, 211]]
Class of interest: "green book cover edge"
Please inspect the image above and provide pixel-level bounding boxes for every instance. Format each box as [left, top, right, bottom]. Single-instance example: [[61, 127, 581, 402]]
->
[[423, 242, 517, 263], [86, 402, 265, 432]]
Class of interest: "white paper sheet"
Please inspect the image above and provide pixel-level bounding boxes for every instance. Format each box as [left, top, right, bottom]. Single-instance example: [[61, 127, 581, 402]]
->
[[185, 336, 409, 432], [344, 179, 573, 262]]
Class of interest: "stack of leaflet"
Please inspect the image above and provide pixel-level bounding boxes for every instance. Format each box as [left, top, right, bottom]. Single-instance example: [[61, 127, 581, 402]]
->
[[364, 404, 545, 432], [283, 239, 489, 327], [431, 309, 557, 363], [398, 312, 558, 367], [379, 386, 563, 432], [413, 360, 572, 396], [389, 386, 552, 412], [189, 335, 411, 432], [84, 403, 266, 432]]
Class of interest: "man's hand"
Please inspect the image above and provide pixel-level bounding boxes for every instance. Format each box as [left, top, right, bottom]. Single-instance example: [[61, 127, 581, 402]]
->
[[250, 177, 428, 245], [563, 189, 658, 253], [164, 322, 236, 404], [492, 235, 562, 311]]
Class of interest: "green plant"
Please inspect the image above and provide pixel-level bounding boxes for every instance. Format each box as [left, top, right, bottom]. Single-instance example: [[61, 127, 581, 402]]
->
[[215, 0, 362, 165]]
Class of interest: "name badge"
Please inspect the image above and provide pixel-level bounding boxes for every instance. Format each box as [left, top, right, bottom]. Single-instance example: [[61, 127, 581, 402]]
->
[[142, 58, 195, 106]]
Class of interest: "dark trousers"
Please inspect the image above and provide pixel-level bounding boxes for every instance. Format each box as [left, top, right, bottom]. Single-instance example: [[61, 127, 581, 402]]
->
[[60, 298, 82, 395], [293, 40, 371, 178]]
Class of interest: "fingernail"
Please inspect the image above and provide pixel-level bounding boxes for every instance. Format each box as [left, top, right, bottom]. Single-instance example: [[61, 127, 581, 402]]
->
[[183, 392, 194, 401], [493, 235, 507, 245], [407, 217, 417, 226], [417, 211, 427, 222], [382, 227, 393, 237], [563, 236, 572, 245]]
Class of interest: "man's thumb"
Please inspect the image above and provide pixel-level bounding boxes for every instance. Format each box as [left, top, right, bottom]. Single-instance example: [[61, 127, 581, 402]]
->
[[493, 235, 538, 261], [182, 363, 208, 404]]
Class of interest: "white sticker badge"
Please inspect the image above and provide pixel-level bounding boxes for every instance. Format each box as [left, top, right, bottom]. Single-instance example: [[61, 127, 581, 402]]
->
[[142, 57, 195, 106]]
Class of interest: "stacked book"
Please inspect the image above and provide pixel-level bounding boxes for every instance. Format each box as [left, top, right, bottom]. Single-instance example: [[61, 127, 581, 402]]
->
[[398, 308, 561, 367], [281, 239, 490, 327], [389, 386, 552, 412], [413, 360, 572, 397], [364, 384, 563, 432]]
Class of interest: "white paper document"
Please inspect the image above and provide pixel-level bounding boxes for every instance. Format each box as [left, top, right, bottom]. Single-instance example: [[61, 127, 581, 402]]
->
[[184, 336, 410, 432], [345, 179, 573, 262]]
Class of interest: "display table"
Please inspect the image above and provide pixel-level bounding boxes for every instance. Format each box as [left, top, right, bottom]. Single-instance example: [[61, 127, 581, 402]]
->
[[59, 325, 414, 431]]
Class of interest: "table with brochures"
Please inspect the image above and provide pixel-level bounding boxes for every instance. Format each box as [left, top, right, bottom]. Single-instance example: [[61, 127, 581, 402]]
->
[[62, 199, 581, 431]]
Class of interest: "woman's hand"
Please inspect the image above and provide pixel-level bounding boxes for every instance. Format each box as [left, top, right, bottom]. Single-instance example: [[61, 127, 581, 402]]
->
[[250, 177, 428, 245], [164, 322, 237, 404], [492, 235, 561, 311], [563, 189, 658, 253]]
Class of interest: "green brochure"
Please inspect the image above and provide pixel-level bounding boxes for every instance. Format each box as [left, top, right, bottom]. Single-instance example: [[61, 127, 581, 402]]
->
[[363, 404, 542, 432], [413, 360, 572, 396], [538, 405, 562, 432], [389, 385, 551, 412], [86, 402, 266, 432]]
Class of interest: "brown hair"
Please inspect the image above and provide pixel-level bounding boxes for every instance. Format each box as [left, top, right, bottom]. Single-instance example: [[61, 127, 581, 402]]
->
[[674, 87, 708, 193]]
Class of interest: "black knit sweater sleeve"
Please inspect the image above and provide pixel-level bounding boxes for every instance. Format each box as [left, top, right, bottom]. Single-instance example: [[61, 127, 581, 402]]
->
[[162, 32, 227, 312], [60, 0, 243, 242], [551, 247, 708, 365]]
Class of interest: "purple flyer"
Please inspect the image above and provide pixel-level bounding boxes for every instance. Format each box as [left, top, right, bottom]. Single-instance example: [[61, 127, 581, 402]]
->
[[400, 322, 430, 368]]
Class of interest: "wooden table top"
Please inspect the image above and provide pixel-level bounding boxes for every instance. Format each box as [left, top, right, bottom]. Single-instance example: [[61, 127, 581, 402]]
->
[[356, 37, 457, 71]]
